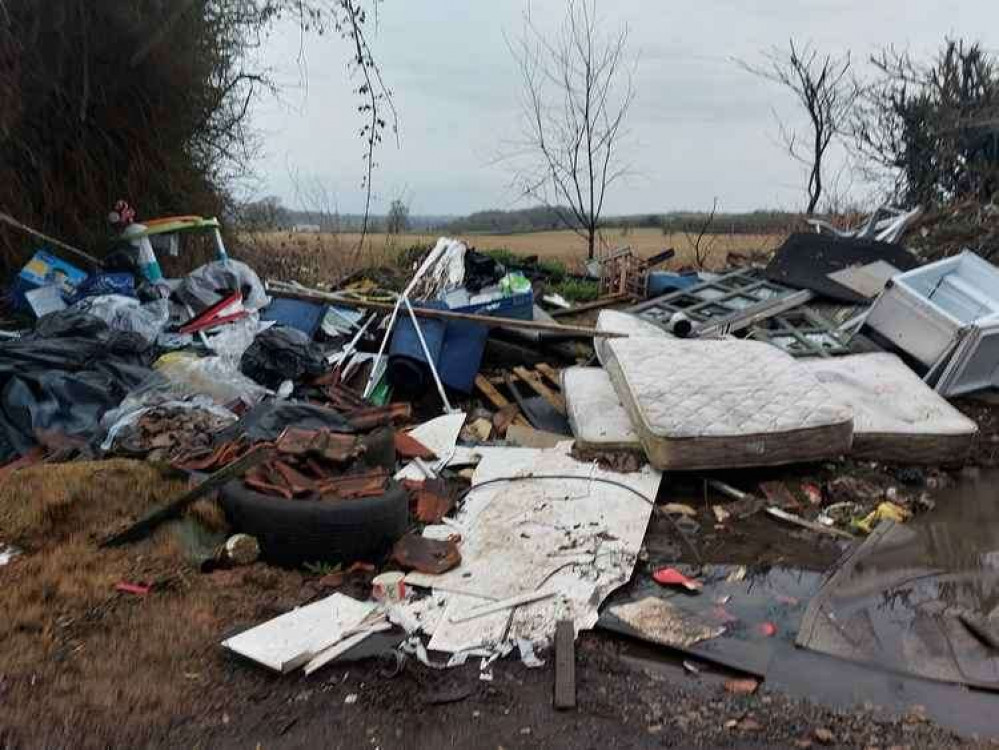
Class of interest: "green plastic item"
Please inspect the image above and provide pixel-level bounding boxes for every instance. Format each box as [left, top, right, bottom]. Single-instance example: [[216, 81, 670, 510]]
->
[[499, 272, 531, 296]]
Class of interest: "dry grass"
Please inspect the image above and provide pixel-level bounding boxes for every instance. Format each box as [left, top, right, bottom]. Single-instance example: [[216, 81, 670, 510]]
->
[[234, 227, 786, 287], [0, 459, 308, 746]]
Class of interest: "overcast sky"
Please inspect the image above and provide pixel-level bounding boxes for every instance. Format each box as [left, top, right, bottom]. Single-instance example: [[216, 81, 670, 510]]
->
[[250, 0, 996, 217]]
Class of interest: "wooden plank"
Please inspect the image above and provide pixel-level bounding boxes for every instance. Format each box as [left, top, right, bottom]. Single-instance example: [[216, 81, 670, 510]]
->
[[474, 375, 530, 427], [535, 363, 562, 389], [101, 447, 270, 547], [550, 293, 631, 318], [513, 367, 567, 415], [554, 619, 576, 710], [269, 285, 623, 338]]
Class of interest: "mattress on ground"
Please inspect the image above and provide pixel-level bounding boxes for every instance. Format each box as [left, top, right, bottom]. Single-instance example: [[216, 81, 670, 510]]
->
[[595, 310, 669, 367], [561, 367, 642, 452], [799, 353, 977, 463], [603, 337, 854, 470]]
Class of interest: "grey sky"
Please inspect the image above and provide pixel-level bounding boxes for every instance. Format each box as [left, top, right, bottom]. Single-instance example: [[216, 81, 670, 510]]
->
[[251, 0, 996, 217]]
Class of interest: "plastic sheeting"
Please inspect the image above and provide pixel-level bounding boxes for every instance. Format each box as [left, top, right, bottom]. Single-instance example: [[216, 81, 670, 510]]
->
[[176, 259, 270, 313], [214, 401, 355, 444], [69, 295, 170, 343], [0, 315, 155, 461], [240, 326, 326, 389]]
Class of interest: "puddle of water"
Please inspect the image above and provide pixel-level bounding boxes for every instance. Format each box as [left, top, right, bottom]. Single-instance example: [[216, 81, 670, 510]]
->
[[611, 472, 999, 738]]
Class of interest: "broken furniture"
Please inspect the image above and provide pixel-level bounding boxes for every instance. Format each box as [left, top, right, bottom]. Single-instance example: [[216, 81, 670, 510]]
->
[[592, 246, 676, 299], [628, 268, 813, 338], [764, 232, 920, 305], [865, 250, 999, 396]]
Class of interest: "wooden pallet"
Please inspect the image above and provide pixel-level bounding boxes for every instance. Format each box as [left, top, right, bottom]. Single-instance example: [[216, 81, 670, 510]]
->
[[475, 363, 567, 424]]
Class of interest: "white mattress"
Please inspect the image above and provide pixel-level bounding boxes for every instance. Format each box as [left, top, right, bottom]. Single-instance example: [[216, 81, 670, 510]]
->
[[799, 353, 977, 463], [561, 367, 642, 451], [595, 310, 669, 367], [603, 336, 854, 470]]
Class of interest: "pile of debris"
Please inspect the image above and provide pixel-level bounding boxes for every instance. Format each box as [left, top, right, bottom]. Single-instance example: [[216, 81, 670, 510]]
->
[[4, 202, 999, 726]]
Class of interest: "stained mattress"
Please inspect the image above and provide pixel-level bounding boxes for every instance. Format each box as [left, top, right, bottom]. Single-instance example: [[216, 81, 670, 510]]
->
[[561, 367, 642, 452], [799, 353, 977, 463], [602, 336, 854, 470], [594, 310, 669, 367]]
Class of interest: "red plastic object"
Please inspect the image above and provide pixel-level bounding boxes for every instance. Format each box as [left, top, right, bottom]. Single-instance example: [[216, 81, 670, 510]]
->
[[178, 291, 248, 334], [115, 582, 151, 596], [652, 567, 702, 592], [759, 621, 778, 637]]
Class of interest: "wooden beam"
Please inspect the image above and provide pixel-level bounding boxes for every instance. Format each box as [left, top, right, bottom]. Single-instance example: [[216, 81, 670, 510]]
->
[[549, 293, 632, 318], [474, 375, 529, 427], [554, 619, 576, 710], [535, 363, 562, 389], [268, 284, 623, 338], [513, 367, 566, 415], [101, 447, 270, 547]]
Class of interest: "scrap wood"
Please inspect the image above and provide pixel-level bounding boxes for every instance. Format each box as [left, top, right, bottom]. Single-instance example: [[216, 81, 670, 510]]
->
[[554, 619, 576, 710], [512, 367, 566, 415], [102, 446, 271, 547], [759, 481, 801, 510], [549, 293, 632, 318], [0, 209, 105, 268], [534, 363, 562, 389], [505, 424, 566, 449], [269, 284, 627, 339], [491, 403, 522, 436], [766, 507, 855, 540], [474, 375, 530, 428]]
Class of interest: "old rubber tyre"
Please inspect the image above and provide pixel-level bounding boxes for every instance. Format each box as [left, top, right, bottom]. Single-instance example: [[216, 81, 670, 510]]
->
[[219, 480, 409, 566]]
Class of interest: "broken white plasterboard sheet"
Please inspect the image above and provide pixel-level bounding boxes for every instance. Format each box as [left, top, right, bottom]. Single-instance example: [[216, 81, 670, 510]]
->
[[562, 367, 642, 451], [405, 444, 660, 648], [827, 260, 900, 300], [394, 412, 467, 481], [606, 597, 725, 648], [221, 593, 375, 673]]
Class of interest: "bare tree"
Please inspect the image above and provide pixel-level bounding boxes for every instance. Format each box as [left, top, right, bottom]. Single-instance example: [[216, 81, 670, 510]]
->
[[682, 198, 719, 269], [506, 0, 634, 260], [386, 198, 410, 234], [739, 41, 854, 215]]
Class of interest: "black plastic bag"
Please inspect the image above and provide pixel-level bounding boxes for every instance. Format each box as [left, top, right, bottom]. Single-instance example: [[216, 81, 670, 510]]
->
[[240, 326, 327, 389]]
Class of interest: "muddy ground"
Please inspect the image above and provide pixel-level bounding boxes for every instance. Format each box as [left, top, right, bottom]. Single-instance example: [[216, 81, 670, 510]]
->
[[2, 435, 999, 748]]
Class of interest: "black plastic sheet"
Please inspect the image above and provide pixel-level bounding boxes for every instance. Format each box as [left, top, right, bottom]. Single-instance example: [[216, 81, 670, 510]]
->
[[240, 326, 327, 389], [0, 314, 155, 461]]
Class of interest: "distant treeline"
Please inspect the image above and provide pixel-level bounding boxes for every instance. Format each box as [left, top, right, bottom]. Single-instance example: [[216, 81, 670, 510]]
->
[[240, 198, 802, 235], [446, 205, 802, 235]]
